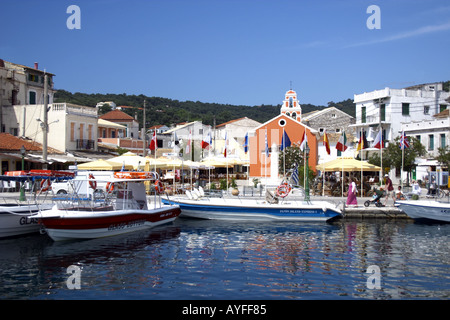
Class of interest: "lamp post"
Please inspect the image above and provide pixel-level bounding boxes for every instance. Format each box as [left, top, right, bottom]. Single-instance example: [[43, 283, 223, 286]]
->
[[19, 145, 26, 201], [304, 144, 310, 202]]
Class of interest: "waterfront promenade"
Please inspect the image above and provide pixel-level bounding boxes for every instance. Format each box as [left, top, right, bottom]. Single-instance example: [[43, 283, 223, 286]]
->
[[1, 186, 412, 220]]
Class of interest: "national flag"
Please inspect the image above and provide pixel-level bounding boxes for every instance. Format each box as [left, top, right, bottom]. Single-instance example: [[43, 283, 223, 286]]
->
[[291, 163, 299, 186], [223, 132, 228, 158], [299, 130, 308, 151], [323, 130, 330, 155], [399, 131, 410, 150], [372, 130, 384, 149], [243, 132, 249, 153], [149, 130, 157, 151], [202, 131, 212, 149], [336, 131, 348, 152], [186, 129, 192, 154], [265, 129, 269, 157], [280, 129, 292, 151], [173, 132, 179, 146], [357, 131, 368, 151]]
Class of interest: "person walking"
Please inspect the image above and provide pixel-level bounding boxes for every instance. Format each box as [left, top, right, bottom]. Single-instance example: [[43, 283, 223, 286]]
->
[[384, 174, 395, 206], [346, 177, 358, 207]]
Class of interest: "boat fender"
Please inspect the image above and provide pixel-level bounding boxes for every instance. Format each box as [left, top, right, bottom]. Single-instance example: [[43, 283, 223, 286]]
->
[[106, 182, 115, 193], [155, 180, 164, 194], [88, 174, 97, 190], [40, 179, 52, 192], [276, 182, 292, 198]]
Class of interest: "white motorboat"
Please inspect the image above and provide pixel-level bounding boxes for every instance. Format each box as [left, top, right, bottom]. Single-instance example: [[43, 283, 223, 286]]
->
[[0, 170, 74, 238], [396, 200, 450, 222], [36, 171, 181, 241], [162, 185, 342, 222]]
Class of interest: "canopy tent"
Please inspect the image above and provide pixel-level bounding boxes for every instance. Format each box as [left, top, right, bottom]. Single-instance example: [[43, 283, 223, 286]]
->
[[77, 159, 134, 171], [109, 152, 149, 170], [317, 157, 381, 197], [317, 157, 381, 172], [200, 157, 234, 168]]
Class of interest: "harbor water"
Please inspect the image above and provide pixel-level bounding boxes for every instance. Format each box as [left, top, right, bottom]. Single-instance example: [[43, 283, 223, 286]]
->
[[0, 218, 449, 300]]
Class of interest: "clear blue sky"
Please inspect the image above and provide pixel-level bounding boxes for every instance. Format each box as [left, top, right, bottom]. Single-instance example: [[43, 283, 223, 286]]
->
[[1, 0, 449, 106]]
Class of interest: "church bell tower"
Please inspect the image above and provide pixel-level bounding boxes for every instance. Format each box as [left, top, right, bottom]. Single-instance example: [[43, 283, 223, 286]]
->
[[280, 89, 302, 122]]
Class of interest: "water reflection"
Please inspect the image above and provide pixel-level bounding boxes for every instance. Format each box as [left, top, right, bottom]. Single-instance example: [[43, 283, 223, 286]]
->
[[0, 219, 448, 300]]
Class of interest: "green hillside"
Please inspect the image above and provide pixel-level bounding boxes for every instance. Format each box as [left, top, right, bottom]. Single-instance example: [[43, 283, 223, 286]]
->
[[54, 89, 356, 127]]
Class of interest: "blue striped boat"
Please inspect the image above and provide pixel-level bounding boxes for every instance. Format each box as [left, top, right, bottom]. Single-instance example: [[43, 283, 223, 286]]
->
[[162, 197, 341, 222]]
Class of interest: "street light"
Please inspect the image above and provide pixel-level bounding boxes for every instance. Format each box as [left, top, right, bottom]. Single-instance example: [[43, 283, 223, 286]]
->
[[304, 144, 310, 202], [19, 145, 26, 201]]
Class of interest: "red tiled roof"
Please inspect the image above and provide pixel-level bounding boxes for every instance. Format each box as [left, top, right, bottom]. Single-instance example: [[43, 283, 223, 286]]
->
[[99, 109, 135, 121], [0, 133, 41, 151]]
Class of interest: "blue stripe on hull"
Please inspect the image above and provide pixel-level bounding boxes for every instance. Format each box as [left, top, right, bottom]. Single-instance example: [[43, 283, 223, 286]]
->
[[162, 199, 340, 220]]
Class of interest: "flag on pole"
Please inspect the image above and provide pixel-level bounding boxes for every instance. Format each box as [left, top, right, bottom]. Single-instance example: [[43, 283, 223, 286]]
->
[[202, 131, 212, 149], [372, 130, 384, 149], [357, 131, 368, 151], [223, 132, 228, 158], [336, 131, 348, 152], [265, 129, 269, 157], [291, 163, 299, 186], [172, 132, 180, 147], [299, 130, 308, 151], [399, 131, 410, 149], [186, 129, 192, 154], [323, 130, 330, 155], [243, 132, 249, 153], [280, 130, 292, 151], [149, 130, 157, 151]]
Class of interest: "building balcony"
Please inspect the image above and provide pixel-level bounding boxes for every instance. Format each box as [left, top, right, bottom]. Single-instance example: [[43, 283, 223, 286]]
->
[[76, 139, 95, 150]]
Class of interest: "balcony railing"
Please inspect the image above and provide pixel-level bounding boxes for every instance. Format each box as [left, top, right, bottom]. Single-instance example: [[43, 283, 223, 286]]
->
[[76, 139, 95, 150]]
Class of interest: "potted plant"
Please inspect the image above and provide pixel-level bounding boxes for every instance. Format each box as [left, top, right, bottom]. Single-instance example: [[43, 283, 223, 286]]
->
[[230, 178, 239, 196], [252, 178, 260, 188]]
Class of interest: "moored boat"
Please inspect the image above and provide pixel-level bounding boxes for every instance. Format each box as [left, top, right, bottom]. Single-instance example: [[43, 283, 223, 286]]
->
[[36, 172, 181, 241], [162, 187, 341, 222], [0, 170, 74, 238], [396, 200, 450, 223]]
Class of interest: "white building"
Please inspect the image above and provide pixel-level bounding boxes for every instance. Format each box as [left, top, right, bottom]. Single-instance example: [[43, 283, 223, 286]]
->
[[401, 111, 449, 158], [353, 82, 449, 145], [1, 59, 99, 154], [161, 121, 212, 160], [215, 117, 261, 146], [0, 59, 56, 134]]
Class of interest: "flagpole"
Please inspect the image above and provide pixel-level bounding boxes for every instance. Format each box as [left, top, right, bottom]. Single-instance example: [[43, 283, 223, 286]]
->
[[283, 128, 286, 178], [401, 132, 405, 192], [341, 129, 344, 198], [360, 127, 363, 197]]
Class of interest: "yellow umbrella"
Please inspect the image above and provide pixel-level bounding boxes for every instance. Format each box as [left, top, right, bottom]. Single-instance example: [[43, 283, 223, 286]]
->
[[77, 159, 134, 171], [317, 157, 381, 172], [109, 152, 149, 170], [200, 157, 233, 168]]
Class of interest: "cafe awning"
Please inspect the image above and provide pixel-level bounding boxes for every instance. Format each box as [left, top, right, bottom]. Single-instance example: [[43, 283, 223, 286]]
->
[[317, 157, 381, 172]]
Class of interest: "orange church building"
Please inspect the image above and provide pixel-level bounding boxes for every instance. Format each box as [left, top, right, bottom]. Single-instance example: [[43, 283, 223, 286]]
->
[[249, 89, 318, 179]]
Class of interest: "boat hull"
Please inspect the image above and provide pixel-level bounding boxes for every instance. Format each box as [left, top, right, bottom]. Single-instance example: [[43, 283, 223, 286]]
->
[[396, 200, 450, 222], [0, 204, 53, 238], [162, 198, 341, 221], [38, 205, 181, 241]]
